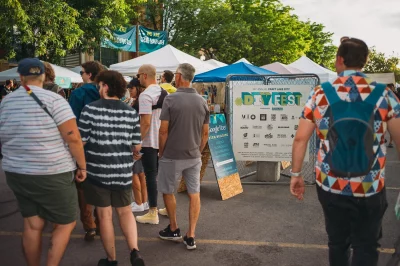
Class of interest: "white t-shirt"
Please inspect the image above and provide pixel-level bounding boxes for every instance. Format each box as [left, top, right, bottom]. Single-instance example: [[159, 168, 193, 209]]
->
[[0, 86, 76, 175], [138, 84, 162, 149]]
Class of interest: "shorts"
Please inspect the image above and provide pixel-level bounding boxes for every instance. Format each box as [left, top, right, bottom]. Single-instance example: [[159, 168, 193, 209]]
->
[[158, 157, 201, 194], [6, 171, 77, 224], [133, 159, 144, 174], [83, 180, 132, 208]]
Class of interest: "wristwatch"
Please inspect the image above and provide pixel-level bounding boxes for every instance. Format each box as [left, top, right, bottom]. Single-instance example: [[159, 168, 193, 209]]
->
[[290, 169, 301, 177]]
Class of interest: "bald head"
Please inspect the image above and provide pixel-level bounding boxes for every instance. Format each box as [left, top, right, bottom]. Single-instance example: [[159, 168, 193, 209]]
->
[[138, 64, 157, 88], [139, 64, 156, 79]]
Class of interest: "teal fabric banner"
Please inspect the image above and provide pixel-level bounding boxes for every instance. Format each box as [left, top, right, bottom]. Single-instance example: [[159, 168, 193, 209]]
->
[[55, 77, 72, 89], [139, 26, 168, 53], [101, 27, 137, 52]]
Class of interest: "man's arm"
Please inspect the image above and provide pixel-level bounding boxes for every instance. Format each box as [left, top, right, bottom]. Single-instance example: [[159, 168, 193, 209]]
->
[[159, 120, 169, 158], [388, 118, 400, 159], [291, 118, 316, 172], [140, 114, 152, 140], [200, 124, 209, 153], [58, 119, 86, 182]]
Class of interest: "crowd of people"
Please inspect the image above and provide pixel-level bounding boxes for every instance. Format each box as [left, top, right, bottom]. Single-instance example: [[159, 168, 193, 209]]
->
[[1, 36, 400, 266], [0, 59, 209, 266]]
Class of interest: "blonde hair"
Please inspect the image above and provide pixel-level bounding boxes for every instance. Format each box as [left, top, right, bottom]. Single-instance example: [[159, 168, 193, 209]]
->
[[21, 74, 45, 84]]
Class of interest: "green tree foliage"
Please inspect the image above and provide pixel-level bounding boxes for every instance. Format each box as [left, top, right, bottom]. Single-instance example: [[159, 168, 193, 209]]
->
[[150, 0, 336, 67], [364, 47, 400, 82], [0, 0, 142, 63]]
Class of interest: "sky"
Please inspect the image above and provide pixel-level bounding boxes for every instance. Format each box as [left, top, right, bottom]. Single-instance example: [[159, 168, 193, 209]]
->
[[280, 0, 400, 56]]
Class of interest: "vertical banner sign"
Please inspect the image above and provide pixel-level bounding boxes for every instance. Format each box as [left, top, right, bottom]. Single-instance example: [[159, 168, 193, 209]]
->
[[139, 26, 168, 53], [101, 27, 137, 52], [208, 114, 243, 200], [232, 85, 311, 162]]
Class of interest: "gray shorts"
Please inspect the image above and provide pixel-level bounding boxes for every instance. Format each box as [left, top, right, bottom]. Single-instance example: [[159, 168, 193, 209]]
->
[[158, 157, 202, 194], [133, 159, 144, 174]]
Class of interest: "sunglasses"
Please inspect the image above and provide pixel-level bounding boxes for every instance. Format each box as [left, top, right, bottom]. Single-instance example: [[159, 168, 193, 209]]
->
[[137, 72, 146, 78], [80, 71, 85, 76]]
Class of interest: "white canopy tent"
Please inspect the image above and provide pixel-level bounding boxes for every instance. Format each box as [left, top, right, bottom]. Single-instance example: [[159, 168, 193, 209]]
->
[[261, 62, 303, 74], [110, 45, 215, 76], [234, 58, 252, 65], [205, 59, 227, 68], [366, 73, 395, 85], [0, 63, 83, 83], [289, 56, 337, 82]]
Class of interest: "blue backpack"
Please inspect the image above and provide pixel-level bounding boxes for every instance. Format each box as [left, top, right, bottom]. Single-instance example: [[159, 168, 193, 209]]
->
[[321, 82, 386, 178]]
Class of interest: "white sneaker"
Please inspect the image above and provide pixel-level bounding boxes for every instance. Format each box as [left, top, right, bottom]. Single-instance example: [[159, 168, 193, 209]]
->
[[159, 208, 168, 216], [131, 202, 144, 212], [136, 209, 159, 224], [143, 202, 149, 211]]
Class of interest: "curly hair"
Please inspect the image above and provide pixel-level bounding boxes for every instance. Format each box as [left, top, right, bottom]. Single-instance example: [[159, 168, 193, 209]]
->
[[95, 70, 127, 99], [43, 62, 55, 82]]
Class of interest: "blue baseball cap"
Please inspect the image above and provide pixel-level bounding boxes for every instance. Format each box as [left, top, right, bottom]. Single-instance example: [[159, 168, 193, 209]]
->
[[17, 58, 45, 76]]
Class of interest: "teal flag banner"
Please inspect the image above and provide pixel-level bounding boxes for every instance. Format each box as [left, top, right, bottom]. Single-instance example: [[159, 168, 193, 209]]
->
[[55, 77, 72, 89], [101, 27, 137, 52], [139, 26, 168, 53]]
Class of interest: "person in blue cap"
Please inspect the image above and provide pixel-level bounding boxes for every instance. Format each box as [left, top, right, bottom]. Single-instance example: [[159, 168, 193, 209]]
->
[[0, 58, 86, 266]]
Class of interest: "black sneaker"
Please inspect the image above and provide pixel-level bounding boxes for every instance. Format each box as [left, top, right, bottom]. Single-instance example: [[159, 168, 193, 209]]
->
[[98, 258, 118, 266], [183, 235, 196, 250], [84, 228, 96, 241], [159, 224, 182, 241], [130, 249, 145, 266]]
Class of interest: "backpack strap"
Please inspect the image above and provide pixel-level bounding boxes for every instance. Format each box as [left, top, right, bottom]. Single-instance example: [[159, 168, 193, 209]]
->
[[321, 82, 341, 105], [364, 83, 386, 106], [152, 88, 168, 110]]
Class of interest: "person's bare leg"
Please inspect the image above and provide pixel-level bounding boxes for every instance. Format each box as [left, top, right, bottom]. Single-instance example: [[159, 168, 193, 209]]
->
[[132, 174, 143, 205], [46, 221, 76, 266], [139, 173, 148, 203], [187, 193, 201, 238], [163, 194, 178, 230], [22, 216, 45, 266], [97, 207, 116, 261], [116, 206, 139, 250]]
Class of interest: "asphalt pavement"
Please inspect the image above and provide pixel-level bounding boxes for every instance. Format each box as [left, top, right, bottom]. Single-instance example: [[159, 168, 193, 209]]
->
[[0, 148, 399, 266]]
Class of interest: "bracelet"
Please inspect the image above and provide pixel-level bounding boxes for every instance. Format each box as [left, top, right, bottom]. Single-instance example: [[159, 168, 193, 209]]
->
[[78, 168, 86, 171], [290, 169, 301, 177]]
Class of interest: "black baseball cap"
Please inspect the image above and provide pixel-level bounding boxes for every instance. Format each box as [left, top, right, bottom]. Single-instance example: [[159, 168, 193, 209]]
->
[[17, 58, 45, 76]]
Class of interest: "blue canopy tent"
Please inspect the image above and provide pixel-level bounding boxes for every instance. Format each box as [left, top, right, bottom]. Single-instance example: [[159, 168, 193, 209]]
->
[[193, 62, 276, 83]]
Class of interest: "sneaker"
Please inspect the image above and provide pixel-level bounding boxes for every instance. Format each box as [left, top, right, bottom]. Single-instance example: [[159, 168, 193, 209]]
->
[[136, 209, 159, 224], [131, 202, 144, 212], [130, 249, 145, 266], [84, 228, 96, 241], [143, 202, 149, 211], [98, 258, 118, 266], [158, 208, 168, 216], [183, 235, 196, 250], [159, 224, 182, 241]]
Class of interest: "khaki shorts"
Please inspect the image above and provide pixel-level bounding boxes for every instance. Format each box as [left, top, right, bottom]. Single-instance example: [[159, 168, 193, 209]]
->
[[158, 157, 202, 194], [6, 171, 77, 224], [83, 180, 132, 208]]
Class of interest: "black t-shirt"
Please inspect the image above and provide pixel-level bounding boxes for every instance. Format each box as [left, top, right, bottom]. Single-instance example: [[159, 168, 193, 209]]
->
[[0, 87, 11, 99]]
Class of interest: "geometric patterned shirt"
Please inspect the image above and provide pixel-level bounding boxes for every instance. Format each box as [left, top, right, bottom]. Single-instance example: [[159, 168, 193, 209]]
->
[[302, 70, 400, 197]]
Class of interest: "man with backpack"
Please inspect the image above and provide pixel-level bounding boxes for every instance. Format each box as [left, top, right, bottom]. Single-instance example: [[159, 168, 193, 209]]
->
[[290, 37, 400, 266], [135, 64, 168, 225]]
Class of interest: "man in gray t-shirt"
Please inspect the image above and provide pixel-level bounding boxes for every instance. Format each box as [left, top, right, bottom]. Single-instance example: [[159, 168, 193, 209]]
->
[[158, 63, 209, 250]]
